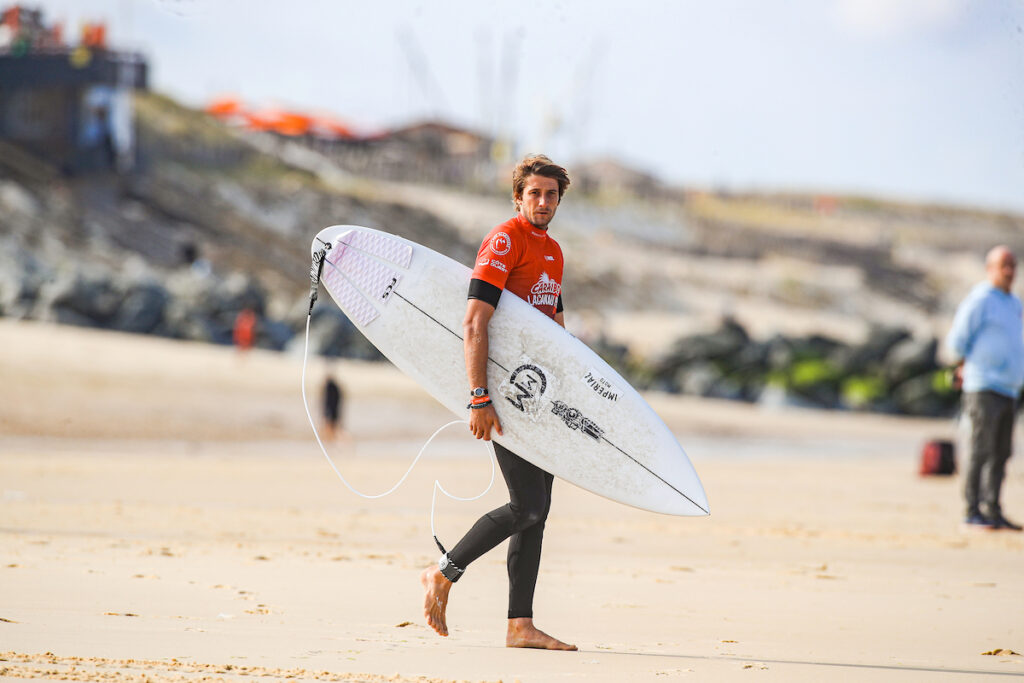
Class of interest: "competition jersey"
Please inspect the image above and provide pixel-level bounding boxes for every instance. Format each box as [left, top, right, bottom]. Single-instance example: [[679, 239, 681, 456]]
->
[[470, 213, 564, 319]]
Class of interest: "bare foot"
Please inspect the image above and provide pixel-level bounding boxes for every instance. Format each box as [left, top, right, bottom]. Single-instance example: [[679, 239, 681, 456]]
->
[[420, 565, 452, 637], [506, 617, 577, 650]]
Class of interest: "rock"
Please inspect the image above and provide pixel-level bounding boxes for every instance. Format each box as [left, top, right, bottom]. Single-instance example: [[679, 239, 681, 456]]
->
[[675, 362, 721, 397], [758, 384, 827, 410], [832, 325, 911, 375], [839, 375, 890, 411], [162, 269, 219, 340], [160, 269, 268, 344], [0, 242, 51, 318], [707, 375, 747, 401], [0, 181, 41, 218], [883, 337, 938, 385], [113, 281, 169, 334], [40, 266, 123, 327], [789, 382, 841, 409], [774, 355, 842, 408], [765, 334, 797, 370], [765, 334, 842, 370], [220, 272, 266, 316], [659, 317, 750, 371], [671, 361, 748, 401], [256, 318, 294, 351], [733, 340, 771, 371], [892, 372, 958, 416], [288, 308, 381, 360], [796, 334, 844, 360]]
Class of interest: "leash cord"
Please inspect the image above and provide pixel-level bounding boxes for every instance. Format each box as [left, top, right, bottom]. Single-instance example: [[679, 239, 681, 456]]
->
[[299, 312, 496, 550]]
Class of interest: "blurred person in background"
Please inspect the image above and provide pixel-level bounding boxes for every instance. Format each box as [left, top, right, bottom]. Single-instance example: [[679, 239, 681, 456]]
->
[[946, 245, 1024, 531], [233, 307, 257, 353], [322, 371, 344, 441]]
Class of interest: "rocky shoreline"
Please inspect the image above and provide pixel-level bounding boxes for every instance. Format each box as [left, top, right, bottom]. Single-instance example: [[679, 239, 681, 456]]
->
[[3, 93, 1019, 418], [634, 318, 957, 416]]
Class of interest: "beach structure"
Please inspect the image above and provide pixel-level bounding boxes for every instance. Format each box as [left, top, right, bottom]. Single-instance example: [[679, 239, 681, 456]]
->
[[0, 5, 148, 177]]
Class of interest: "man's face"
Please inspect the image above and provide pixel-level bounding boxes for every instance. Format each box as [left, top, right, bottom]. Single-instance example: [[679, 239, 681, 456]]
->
[[989, 250, 1017, 292], [518, 175, 560, 229]]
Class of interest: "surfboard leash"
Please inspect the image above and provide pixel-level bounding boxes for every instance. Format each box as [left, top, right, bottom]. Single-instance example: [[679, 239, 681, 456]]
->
[[302, 249, 497, 556], [308, 237, 331, 314]]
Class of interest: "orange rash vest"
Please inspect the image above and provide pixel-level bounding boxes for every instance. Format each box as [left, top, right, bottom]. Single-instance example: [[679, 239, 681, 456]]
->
[[469, 213, 564, 319]]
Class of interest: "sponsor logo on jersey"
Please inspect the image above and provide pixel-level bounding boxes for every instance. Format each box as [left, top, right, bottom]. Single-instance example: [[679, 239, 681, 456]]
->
[[488, 259, 508, 273], [582, 369, 621, 402], [477, 257, 491, 266], [544, 255, 555, 261], [490, 232, 512, 256], [551, 400, 604, 440], [529, 272, 561, 308]]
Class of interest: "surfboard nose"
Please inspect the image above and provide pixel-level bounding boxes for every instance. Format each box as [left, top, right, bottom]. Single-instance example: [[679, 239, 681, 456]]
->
[[647, 472, 709, 517], [668, 490, 710, 517]]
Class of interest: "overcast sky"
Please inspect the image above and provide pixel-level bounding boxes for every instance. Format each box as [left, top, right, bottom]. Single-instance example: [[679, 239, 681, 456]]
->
[[33, 0, 1024, 213]]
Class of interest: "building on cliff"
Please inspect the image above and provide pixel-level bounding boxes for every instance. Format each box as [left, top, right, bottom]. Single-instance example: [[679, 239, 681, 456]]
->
[[0, 5, 147, 178]]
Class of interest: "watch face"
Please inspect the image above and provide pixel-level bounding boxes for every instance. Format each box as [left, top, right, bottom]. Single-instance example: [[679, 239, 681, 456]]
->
[[472, 387, 488, 397]]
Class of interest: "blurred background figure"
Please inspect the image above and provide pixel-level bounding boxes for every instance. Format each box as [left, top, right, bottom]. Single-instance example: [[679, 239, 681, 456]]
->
[[232, 306, 256, 353], [321, 370, 345, 441], [946, 246, 1023, 531]]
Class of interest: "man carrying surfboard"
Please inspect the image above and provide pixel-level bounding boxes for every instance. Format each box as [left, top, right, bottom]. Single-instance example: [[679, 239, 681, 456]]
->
[[421, 154, 577, 651]]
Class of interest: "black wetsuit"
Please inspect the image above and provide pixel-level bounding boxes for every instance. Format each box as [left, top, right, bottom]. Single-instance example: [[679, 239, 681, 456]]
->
[[446, 443, 555, 618]]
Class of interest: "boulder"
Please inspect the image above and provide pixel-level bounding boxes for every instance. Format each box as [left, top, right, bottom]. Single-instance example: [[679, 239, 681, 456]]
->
[[733, 340, 771, 372], [288, 308, 382, 360], [257, 318, 294, 351], [0, 180, 41, 218], [219, 272, 267, 316], [162, 269, 219, 340], [883, 337, 938, 385], [758, 383, 829, 410], [765, 334, 797, 370], [832, 325, 911, 375], [659, 317, 750, 371], [113, 281, 170, 334], [891, 372, 958, 417], [675, 362, 721, 397], [41, 266, 123, 327], [0, 242, 51, 318]]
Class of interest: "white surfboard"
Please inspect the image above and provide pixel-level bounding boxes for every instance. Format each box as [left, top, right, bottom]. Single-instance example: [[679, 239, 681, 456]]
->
[[312, 225, 709, 516]]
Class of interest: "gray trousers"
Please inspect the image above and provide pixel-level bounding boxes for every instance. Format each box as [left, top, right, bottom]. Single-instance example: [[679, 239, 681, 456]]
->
[[964, 390, 1016, 518]]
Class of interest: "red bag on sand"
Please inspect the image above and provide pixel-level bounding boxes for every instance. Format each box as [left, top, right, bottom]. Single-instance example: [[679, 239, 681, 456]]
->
[[919, 440, 956, 476]]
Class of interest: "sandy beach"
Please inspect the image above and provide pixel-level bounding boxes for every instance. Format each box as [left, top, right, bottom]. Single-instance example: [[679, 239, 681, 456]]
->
[[2, 319, 1023, 682]]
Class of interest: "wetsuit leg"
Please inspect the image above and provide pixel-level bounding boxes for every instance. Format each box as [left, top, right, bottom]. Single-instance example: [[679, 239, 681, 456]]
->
[[445, 443, 553, 601]]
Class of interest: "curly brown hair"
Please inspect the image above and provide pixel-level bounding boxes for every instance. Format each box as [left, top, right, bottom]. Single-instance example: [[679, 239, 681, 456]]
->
[[512, 154, 570, 210]]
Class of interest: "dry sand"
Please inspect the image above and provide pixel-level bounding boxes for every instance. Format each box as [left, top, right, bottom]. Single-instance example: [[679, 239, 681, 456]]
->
[[1, 319, 1022, 682]]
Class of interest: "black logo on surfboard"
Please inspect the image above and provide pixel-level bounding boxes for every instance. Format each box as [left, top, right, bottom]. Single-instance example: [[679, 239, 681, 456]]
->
[[381, 276, 398, 301], [505, 364, 548, 413], [551, 400, 604, 441]]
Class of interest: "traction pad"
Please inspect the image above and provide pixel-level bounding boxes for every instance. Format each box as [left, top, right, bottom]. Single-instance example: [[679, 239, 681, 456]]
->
[[320, 229, 412, 327]]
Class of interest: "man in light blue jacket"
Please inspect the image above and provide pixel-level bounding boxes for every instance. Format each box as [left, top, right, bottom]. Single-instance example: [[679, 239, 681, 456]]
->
[[946, 245, 1024, 530]]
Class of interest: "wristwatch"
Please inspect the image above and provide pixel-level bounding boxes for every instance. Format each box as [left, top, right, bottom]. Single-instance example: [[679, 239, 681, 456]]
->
[[470, 387, 489, 398]]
